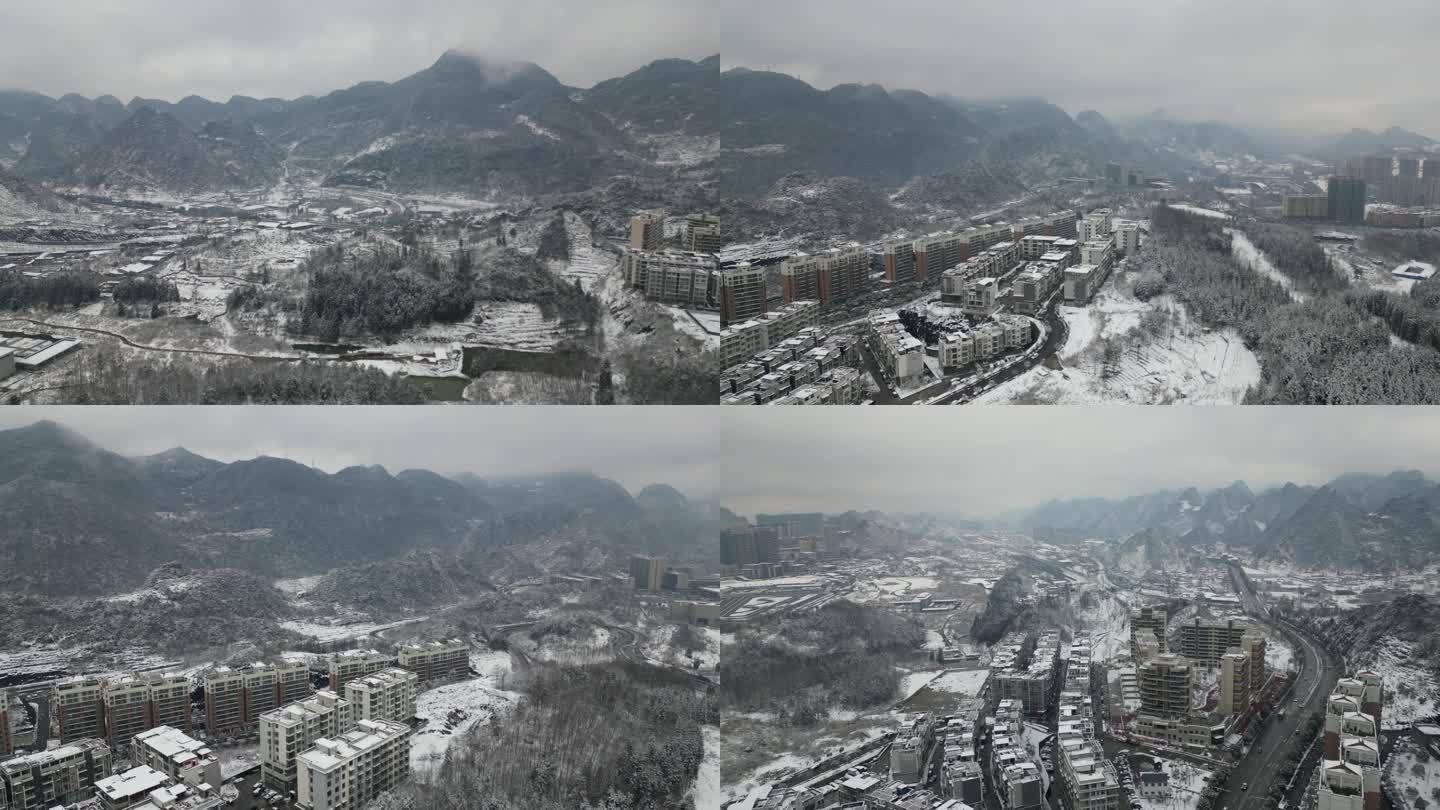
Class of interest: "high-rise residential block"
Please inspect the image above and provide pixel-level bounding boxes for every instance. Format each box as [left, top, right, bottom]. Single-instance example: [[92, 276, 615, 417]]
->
[[326, 650, 397, 693], [260, 690, 355, 792], [628, 210, 665, 250], [343, 668, 418, 725], [683, 213, 722, 253], [396, 639, 470, 682], [296, 719, 412, 810], [0, 738, 112, 810], [720, 262, 767, 326]]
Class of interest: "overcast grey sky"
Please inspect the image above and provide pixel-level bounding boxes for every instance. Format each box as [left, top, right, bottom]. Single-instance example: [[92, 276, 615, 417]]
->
[[0, 408, 714, 498], [722, 0, 1440, 136], [1, 0, 715, 102], [719, 408, 1440, 518]]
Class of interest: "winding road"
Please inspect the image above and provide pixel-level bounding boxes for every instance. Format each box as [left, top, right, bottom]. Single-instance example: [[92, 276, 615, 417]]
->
[[1219, 561, 1340, 810]]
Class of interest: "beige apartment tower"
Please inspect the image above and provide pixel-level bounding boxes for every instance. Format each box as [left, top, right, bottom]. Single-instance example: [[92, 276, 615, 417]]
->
[[296, 719, 412, 810], [326, 650, 397, 693], [629, 210, 665, 250], [260, 690, 355, 792], [396, 639, 469, 682], [343, 668, 418, 724]]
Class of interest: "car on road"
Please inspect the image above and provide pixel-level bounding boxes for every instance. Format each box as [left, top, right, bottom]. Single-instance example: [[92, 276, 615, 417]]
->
[[1242, 782, 1249, 790]]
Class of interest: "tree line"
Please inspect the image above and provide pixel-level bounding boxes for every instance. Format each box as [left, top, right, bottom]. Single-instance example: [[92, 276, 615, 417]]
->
[[1147, 204, 1440, 403], [54, 344, 426, 404], [373, 659, 715, 810], [298, 243, 476, 341], [722, 600, 925, 725], [0, 270, 100, 310]]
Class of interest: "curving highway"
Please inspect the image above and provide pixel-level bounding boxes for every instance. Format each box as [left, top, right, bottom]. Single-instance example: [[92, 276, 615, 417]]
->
[[1220, 561, 1340, 810]]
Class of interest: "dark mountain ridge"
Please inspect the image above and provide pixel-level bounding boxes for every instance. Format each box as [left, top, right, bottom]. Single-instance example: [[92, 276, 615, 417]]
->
[[0, 421, 715, 595], [0, 51, 718, 194], [1020, 470, 1440, 571]]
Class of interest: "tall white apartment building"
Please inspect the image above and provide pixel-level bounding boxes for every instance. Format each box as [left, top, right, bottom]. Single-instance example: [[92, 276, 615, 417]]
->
[[1057, 738, 1122, 810], [1078, 208, 1113, 242], [343, 668, 418, 724], [326, 650, 396, 693], [1114, 220, 1141, 255], [396, 639, 469, 682], [296, 719, 412, 810], [260, 690, 355, 791]]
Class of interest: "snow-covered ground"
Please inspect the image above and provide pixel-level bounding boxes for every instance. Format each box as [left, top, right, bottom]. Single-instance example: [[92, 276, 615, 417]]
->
[[217, 745, 262, 779], [689, 725, 721, 810], [546, 210, 616, 293], [1168, 204, 1231, 221], [897, 668, 944, 700], [410, 650, 522, 779], [1384, 738, 1440, 809], [278, 617, 426, 643], [929, 669, 990, 696], [1354, 636, 1440, 729], [722, 575, 822, 590], [1079, 590, 1132, 663], [1230, 230, 1306, 302], [1132, 757, 1215, 810], [974, 288, 1260, 405], [273, 575, 322, 596], [640, 621, 720, 670], [468, 301, 585, 351]]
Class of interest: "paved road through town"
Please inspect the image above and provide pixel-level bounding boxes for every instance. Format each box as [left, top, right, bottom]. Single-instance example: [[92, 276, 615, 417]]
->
[[1219, 562, 1341, 810]]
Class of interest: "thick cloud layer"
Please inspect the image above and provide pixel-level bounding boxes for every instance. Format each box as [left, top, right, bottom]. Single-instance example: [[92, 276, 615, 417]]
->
[[1, 0, 716, 101], [718, 407, 1440, 518], [0, 407, 715, 498], [722, 0, 1440, 135]]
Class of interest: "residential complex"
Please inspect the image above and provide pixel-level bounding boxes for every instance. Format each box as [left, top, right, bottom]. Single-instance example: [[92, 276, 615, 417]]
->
[[132, 726, 222, 792], [1057, 738, 1122, 810], [204, 661, 312, 735], [721, 328, 862, 405], [990, 631, 1059, 718], [53, 672, 190, 752], [0, 738, 112, 810], [720, 526, 781, 572], [989, 699, 1044, 809], [630, 555, 666, 591], [620, 248, 718, 308], [684, 213, 722, 254], [882, 211, 1076, 285], [1137, 653, 1191, 719], [396, 639, 470, 683], [1218, 651, 1251, 716], [326, 650, 397, 693], [295, 719, 412, 810], [720, 300, 820, 370], [101, 673, 190, 752], [1282, 193, 1330, 219], [344, 669, 417, 725], [780, 246, 869, 307], [720, 262, 767, 325], [628, 210, 665, 251], [866, 311, 926, 386], [53, 678, 106, 744], [1176, 617, 1249, 666], [1327, 176, 1367, 224], [1130, 605, 1167, 657], [1316, 671, 1385, 810], [260, 691, 355, 792]]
